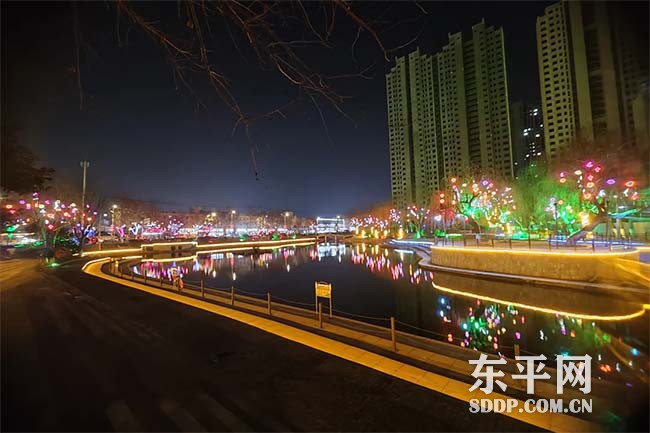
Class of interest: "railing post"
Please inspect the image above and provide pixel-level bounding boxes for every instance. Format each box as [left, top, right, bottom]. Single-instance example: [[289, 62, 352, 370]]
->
[[267, 292, 272, 316], [144, 273, 147, 284], [329, 296, 333, 319], [201, 279, 205, 298], [230, 286, 235, 306], [318, 302, 323, 329], [527, 232, 531, 250], [509, 238, 512, 249], [491, 238, 494, 248], [463, 236, 467, 247], [390, 317, 397, 352], [514, 344, 521, 358], [160, 275, 163, 287], [592, 236, 595, 252]]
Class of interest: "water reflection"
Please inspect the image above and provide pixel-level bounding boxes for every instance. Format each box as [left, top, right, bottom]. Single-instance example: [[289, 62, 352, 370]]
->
[[131, 242, 648, 385]]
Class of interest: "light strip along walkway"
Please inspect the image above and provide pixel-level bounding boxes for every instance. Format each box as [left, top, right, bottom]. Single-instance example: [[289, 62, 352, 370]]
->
[[84, 258, 599, 433]]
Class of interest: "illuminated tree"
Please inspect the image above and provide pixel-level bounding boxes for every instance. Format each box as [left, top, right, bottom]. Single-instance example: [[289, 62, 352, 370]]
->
[[436, 177, 515, 233], [405, 206, 429, 238], [557, 159, 642, 244], [512, 162, 578, 233], [2, 193, 101, 252]]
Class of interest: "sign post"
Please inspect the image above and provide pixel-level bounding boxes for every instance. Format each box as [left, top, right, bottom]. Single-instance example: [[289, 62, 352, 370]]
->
[[314, 281, 332, 318]]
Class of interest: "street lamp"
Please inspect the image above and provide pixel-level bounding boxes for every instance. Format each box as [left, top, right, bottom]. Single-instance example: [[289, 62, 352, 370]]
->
[[284, 211, 290, 229], [110, 204, 118, 242], [231, 210, 237, 236]]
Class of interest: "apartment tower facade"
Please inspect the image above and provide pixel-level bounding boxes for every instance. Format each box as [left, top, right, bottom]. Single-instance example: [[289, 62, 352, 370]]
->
[[387, 21, 513, 210], [536, 1, 649, 160]]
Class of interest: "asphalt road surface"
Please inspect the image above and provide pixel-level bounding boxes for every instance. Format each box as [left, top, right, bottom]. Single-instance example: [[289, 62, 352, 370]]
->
[[1, 259, 540, 432]]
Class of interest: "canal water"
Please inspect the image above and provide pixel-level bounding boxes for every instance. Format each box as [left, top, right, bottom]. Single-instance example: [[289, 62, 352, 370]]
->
[[132, 243, 648, 387]]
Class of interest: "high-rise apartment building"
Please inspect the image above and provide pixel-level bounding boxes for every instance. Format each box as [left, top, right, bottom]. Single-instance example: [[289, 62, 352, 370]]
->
[[536, 1, 649, 160], [387, 20, 513, 210], [387, 56, 414, 210], [510, 102, 545, 175]]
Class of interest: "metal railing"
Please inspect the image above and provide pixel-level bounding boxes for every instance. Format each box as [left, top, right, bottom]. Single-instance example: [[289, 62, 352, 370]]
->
[[401, 233, 642, 252], [105, 258, 539, 360]]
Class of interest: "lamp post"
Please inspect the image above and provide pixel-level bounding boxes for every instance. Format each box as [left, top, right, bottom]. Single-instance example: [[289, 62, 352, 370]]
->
[[80, 161, 90, 224], [110, 204, 118, 242], [231, 210, 236, 236], [284, 211, 290, 230], [552, 201, 559, 248]]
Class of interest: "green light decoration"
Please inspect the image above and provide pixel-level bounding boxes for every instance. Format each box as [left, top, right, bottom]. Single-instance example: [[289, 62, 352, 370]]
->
[[437, 176, 516, 233], [557, 159, 644, 243]]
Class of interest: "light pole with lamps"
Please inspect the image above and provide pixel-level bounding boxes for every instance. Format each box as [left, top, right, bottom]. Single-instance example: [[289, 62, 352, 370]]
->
[[110, 204, 118, 242], [230, 210, 237, 236]]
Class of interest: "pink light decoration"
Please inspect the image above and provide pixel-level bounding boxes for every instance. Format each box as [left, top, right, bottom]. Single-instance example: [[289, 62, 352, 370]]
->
[[18, 199, 26, 205], [625, 180, 635, 188], [606, 178, 616, 185], [585, 160, 594, 169]]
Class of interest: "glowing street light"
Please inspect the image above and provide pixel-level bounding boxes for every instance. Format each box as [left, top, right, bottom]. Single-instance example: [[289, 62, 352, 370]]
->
[[284, 211, 290, 229]]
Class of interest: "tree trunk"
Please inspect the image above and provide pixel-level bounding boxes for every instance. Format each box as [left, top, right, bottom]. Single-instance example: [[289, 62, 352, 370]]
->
[[566, 214, 607, 245], [465, 216, 481, 233]]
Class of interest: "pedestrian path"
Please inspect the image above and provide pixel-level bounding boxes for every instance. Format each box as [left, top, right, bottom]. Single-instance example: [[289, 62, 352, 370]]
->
[[84, 258, 600, 432]]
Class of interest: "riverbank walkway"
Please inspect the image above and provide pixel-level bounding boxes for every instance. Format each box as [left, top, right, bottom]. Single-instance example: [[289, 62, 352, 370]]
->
[[84, 257, 610, 432]]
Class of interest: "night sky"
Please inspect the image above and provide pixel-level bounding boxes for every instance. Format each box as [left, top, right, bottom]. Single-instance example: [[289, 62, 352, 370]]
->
[[3, 1, 554, 216]]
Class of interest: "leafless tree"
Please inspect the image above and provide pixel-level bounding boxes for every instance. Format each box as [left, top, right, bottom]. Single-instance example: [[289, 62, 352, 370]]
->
[[70, 1, 426, 176]]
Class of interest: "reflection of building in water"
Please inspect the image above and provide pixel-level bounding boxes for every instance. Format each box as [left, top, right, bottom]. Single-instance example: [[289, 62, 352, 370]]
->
[[316, 243, 346, 260]]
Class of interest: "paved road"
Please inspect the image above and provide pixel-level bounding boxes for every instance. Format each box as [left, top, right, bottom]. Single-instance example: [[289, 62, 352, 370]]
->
[[1, 259, 540, 432]]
